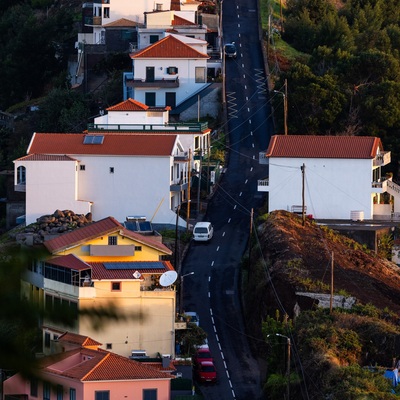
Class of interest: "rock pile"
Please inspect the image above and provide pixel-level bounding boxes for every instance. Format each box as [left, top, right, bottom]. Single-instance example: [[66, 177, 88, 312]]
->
[[11, 209, 93, 246]]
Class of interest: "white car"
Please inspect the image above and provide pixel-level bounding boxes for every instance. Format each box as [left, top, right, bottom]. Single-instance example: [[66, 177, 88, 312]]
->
[[185, 311, 200, 327], [193, 222, 214, 242]]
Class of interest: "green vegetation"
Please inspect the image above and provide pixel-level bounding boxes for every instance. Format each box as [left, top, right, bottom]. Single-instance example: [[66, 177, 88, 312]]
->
[[263, 0, 400, 174]]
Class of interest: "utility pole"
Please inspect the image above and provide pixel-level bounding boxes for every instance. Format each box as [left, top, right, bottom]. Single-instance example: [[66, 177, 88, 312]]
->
[[330, 251, 334, 314], [284, 79, 288, 135], [301, 163, 305, 226], [248, 208, 254, 276], [186, 149, 192, 231]]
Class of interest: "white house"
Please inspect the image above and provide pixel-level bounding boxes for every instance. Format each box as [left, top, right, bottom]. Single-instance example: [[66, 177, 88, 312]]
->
[[92, 98, 211, 171], [123, 34, 210, 108], [138, 10, 207, 50], [14, 133, 189, 227], [258, 135, 400, 220]]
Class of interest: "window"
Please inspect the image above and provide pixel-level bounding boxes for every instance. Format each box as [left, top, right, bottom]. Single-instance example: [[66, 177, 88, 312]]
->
[[95, 391, 110, 400], [108, 236, 117, 245], [69, 389, 76, 400], [44, 332, 51, 348], [57, 385, 63, 400], [80, 165, 86, 171], [103, 7, 110, 18], [17, 166, 26, 184], [43, 382, 51, 400], [150, 35, 159, 44], [109, 167, 114, 173], [195, 67, 206, 83], [134, 246, 142, 251], [106, 343, 112, 350], [143, 389, 157, 400], [31, 379, 38, 397], [167, 67, 178, 75], [176, 163, 180, 179], [112, 282, 121, 291], [171, 166, 174, 181], [145, 92, 156, 106]]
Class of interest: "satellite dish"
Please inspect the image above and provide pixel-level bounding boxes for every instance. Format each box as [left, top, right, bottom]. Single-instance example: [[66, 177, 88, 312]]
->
[[133, 270, 142, 279], [159, 270, 178, 287]]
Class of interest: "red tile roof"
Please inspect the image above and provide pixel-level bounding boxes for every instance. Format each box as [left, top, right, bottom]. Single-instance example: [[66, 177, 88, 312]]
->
[[103, 18, 141, 28], [27, 133, 178, 156], [44, 348, 173, 381], [130, 35, 209, 59], [265, 135, 384, 159], [47, 254, 91, 270], [172, 15, 195, 26], [44, 216, 172, 255], [58, 332, 102, 348], [106, 98, 170, 112], [16, 154, 77, 162], [89, 260, 174, 280]]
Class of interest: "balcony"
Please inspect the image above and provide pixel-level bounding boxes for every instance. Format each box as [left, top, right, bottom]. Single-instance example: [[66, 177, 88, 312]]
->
[[371, 179, 388, 193], [88, 122, 209, 132], [125, 77, 179, 89], [373, 151, 391, 167], [257, 178, 269, 192], [259, 152, 269, 165], [170, 181, 188, 192], [15, 183, 26, 192]]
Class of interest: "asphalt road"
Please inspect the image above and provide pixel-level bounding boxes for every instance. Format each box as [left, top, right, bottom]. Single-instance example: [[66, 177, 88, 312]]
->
[[180, 0, 274, 398]]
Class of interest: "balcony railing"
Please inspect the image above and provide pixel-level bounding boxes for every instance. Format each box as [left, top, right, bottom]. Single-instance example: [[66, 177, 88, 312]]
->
[[170, 181, 188, 192], [125, 77, 179, 89], [373, 151, 391, 167], [88, 122, 209, 132], [14, 183, 26, 192], [257, 178, 269, 192]]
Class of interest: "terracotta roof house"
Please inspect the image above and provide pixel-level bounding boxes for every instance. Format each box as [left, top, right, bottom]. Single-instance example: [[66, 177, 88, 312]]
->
[[123, 34, 211, 110], [3, 333, 174, 400], [13, 132, 189, 227], [21, 217, 178, 359], [257, 135, 400, 220], [91, 98, 211, 173]]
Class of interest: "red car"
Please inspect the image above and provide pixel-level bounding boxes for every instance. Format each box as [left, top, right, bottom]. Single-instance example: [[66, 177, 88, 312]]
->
[[194, 361, 217, 383], [193, 347, 213, 365]]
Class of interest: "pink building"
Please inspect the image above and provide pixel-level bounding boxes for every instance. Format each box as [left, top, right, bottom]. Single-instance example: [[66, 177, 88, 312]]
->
[[3, 332, 174, 400]]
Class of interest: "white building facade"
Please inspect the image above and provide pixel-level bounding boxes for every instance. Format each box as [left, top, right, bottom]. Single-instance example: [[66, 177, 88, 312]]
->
[[258, 135, 400, 220]]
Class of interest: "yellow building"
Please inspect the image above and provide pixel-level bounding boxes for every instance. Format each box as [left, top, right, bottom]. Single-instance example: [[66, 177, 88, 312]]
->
[[22, 216, 178, 358]]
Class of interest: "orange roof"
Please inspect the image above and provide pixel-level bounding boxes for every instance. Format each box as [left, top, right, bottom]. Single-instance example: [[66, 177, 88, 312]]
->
[[103, 18, 141, 28], [44, 348, 173, 381], [58, 332, 102, 348], [265, 135, 384, 159], [172, 15, 195, 26], [16, 154, 77, 162], [26, 133, 178, 156], [47, 254, 91, 270], [130, 35, 209, 59], [105, 98, 171, 112], [44, 216, 172, 255]]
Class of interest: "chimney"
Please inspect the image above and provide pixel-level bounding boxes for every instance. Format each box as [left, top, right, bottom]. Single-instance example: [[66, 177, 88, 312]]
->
[[170, 0, 181, 11], [162, 354, 171, 368]]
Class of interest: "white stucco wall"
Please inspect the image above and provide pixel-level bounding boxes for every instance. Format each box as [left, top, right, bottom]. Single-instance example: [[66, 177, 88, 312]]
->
[[94, 110, 168, 126], [132, 58, 209, 107], [100, 0, 172, 24], [268, 157, 374, 219], [15, 160, 92, 225], [76, 154, 180, 226]]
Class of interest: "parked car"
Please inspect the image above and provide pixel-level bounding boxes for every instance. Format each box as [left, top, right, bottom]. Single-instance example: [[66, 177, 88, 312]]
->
[[194, 361, 217, 383], [194, 346, 213, 365], [193, 221, 214, 242], [185, 311, 200, 326], [224, 42, 237, 58]]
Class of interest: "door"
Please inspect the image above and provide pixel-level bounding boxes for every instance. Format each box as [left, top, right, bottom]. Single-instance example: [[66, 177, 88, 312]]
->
[[166, 92, 176, 108], [145, 92, 156, 106], [146, 66, 155, 82]]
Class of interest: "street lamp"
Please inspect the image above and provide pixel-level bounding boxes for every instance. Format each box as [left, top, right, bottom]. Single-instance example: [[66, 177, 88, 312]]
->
[[273, 79, 288, 135], [179, 271, 194, 314], [267, 333, 291, 400]]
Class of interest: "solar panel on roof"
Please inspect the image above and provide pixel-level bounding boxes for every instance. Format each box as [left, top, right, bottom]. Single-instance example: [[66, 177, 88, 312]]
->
[[138, 221, 152, 231], [124, 221, 139, 231], [103, 262, 164, 270], [83, 135, 104, 144]]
